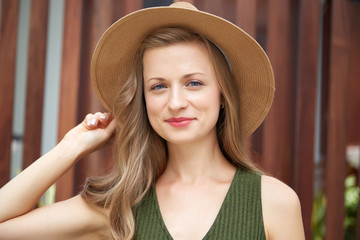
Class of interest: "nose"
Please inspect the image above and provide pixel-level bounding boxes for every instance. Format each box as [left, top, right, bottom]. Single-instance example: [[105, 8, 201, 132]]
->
[[168, 86, 188, 111]]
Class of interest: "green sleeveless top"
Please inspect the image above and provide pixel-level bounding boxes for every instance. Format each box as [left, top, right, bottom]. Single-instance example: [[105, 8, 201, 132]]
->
[[134, 168, 266, 239]]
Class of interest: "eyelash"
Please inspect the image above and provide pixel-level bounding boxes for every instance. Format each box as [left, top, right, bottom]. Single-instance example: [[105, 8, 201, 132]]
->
[[150, 84, 166, 91], [150, 80, 203, 91], [187, 81, 203, 87]]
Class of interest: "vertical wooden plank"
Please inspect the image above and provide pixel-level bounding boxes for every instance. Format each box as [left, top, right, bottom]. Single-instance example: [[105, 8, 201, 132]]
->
[[348, 9, 360, 240], [347, 2, 360, 146], [23, 0, 49, 169], [74, 0, 116, 189], [319, 0, 331, 179], [113, 0, 143, 22], [123, 0, 142, 13], [195, 0, 236, 23], [254, 0, 268, 48], [325, 0, 350, 238], [55, 0, 83, 201], [293, 1, 321, 238], [348, 4, 360, 239], [236, 0, 256, 37], [0, 0, 19, 186], [262, 0, 298, 184]]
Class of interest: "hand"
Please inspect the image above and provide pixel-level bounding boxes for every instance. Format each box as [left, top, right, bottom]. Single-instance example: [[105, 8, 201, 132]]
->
[[61, 112, 116, 158]]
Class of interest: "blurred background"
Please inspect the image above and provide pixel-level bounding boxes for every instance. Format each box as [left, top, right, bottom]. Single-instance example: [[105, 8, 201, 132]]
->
[[0, 0, 359, 239]]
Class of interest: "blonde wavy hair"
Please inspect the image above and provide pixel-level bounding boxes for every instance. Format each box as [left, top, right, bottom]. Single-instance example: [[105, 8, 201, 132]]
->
[[81, 27, 260, 240]]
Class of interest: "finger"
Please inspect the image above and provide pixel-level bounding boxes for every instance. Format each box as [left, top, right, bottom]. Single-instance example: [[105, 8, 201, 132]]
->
[[81, 114, 93, 130], [99, 112, 112, 127], [82, 113, 100, 129]]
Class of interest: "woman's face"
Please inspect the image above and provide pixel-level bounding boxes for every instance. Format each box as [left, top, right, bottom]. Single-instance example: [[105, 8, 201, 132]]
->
[[143, 41, 222, 145]]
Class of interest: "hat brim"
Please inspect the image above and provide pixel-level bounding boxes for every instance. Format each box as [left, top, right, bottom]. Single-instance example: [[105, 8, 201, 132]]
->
[[91, 5, 274, 138]]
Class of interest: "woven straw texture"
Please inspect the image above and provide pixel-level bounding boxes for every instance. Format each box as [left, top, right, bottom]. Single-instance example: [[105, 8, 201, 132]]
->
[[91, 2, 274, 138]]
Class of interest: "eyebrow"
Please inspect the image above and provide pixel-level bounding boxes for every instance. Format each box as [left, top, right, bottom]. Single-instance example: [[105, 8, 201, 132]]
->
[[146, 72, 205, 83]]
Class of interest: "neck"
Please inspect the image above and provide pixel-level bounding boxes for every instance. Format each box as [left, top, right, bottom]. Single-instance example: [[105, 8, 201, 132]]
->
[[164, 135, 234, 182]]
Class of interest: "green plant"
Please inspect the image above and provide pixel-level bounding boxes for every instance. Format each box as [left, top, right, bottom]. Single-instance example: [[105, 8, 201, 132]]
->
[[312, 190, 326, 240], [312, 175, 359, 240], [344, 175, 359, 240]]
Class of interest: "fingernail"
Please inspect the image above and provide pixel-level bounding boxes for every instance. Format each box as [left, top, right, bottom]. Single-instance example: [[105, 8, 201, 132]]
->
[[90, 119, 97, 126], [100, 115, 107, 120], [87, 119, 91, 126]]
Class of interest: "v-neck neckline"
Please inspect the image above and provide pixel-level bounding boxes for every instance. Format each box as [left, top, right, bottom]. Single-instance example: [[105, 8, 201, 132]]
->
[[151, 168, 240, 240]]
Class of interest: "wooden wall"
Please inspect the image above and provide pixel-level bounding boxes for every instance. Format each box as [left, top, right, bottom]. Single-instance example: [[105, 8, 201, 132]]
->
[[0, 0, 359, 239]]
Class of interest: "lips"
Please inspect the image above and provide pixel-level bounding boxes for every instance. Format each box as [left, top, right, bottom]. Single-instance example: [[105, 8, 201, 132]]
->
[[165, 117, 194, 127]]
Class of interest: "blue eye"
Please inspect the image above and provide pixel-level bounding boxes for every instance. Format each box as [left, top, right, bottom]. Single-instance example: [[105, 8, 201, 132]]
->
[[188, 81, 203, 87], [151, 84, 166, 90]]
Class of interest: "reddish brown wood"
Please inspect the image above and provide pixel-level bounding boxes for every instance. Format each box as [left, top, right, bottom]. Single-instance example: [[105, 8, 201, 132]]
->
[[236, 0, 256, 37], [325, 0, 351, 239], [195, 0, 236, 23], [351, 5, 360, 240], [262, 0, 298, 184], [55, 0, 83, 202], [0, 0, 19, 187], [74, 0, 115, 189], [318, 0, 332, 190], [123, 0, 142, 13], [113, 0, 142, 23], [56, 0, 143, 200], [293, 0, 321, 238], [347, 2, 360, 146], [23, 0, 49, 169], [347, 9, 360, 239], [254, 0, 268, 49]]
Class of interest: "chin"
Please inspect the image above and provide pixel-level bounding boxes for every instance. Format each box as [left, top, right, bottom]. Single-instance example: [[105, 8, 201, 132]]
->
[[161, 134, 198, 145]]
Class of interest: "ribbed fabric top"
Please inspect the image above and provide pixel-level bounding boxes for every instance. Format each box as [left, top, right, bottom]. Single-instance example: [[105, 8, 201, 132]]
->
[[134, 168, 265, 239]]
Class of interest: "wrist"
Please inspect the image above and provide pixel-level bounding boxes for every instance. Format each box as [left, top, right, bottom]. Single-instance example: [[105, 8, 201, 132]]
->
[[57, 138, 84, 163]]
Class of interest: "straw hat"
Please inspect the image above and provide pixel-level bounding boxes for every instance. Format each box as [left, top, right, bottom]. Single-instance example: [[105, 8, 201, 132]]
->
[[91, 1, 274, 138]]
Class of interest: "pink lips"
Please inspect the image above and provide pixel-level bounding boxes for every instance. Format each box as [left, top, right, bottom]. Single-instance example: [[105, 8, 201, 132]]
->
[[165, 117, 194, 127]]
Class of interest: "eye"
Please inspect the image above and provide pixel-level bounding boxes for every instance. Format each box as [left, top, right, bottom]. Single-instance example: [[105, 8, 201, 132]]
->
[[151, 84, 166, 91], [187, 81, 203, 87]]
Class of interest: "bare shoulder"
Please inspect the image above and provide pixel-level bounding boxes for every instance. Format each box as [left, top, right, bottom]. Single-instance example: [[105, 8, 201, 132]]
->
[[0, 195, 111, 240], [261, 175, 305, 240], [261, 175, 300, 209]]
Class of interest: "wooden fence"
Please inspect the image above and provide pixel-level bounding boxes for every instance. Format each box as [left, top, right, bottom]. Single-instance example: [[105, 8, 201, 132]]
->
[[0, 0, 359, 239]]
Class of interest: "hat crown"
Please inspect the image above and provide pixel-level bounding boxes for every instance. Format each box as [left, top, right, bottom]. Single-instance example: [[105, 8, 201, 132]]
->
[[170, 1, 198, 11]]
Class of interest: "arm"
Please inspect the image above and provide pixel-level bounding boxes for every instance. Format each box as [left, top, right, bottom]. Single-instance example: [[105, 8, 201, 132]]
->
[[0, 112, 115, 239], [261, 175, 305, 240], [0, 195, 111, 240]]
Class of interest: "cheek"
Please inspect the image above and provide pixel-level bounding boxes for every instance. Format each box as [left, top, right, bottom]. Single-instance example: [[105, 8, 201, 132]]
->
[[205, 89, 222, 123], [191, 88, 222, 110], [144, 94, 154, 118], [144, 94, 162, 126]]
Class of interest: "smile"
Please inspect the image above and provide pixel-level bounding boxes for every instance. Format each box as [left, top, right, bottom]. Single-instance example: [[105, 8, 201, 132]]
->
[[165, 117, 194, 127]]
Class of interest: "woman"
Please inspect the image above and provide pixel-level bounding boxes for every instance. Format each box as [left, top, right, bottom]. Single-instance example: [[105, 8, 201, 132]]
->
[[0, 2, 304, 240]]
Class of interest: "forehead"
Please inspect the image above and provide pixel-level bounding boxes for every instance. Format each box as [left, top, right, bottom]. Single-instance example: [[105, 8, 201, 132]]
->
[[142, 41, 214, 78]]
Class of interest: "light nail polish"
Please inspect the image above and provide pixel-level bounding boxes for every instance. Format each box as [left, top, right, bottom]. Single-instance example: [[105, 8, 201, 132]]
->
[[90, 119, 97, 126]]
